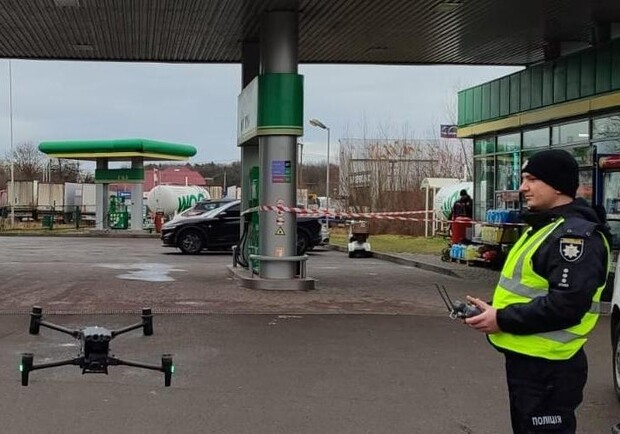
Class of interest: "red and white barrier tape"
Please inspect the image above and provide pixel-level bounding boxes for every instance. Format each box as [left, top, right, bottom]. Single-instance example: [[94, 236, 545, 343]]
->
[[242, 204, 527, 226]]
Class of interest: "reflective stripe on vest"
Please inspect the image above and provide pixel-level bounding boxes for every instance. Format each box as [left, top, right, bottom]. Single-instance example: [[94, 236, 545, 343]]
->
[[489, 217, 609, 360]]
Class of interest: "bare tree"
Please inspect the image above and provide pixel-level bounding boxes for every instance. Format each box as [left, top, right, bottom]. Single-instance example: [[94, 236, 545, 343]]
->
[[339, 120, 472, 235], [441, 83, 473, 181], [6, 141, 43, 181], [48, 158, 82, 183], [0, 161, 8, 189]]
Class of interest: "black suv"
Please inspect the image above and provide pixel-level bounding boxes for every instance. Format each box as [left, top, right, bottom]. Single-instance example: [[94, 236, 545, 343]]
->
[[175, 197, 237, 218], [161, 200, 322, 255]]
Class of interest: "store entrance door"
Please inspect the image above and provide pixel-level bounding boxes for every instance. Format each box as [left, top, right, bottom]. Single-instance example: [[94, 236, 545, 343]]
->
[[600, 166, 620, 249]]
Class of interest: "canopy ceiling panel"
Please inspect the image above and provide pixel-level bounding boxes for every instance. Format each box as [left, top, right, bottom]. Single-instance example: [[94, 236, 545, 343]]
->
[[38, 138, 197, 161], [0, 0, 619, 66]]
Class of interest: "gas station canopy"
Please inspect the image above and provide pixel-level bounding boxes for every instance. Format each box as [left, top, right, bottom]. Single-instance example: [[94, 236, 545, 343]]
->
[[2, 0, 619, 66], [38, 138, 196, 161]]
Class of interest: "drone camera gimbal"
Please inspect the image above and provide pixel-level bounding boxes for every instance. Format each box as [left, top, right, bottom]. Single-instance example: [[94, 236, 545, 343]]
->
[[20, 306, 173, 387]]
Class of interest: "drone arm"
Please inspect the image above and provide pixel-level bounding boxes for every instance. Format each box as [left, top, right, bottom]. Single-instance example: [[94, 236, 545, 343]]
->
[[108, 354, 174, 387], [111, 322, 144, 338], [107, 356, 163, 372], [111, 308, 153, 338], [29, 306, 79, 337], [38, 320, 80, 338], [30, 357, 82, 371]]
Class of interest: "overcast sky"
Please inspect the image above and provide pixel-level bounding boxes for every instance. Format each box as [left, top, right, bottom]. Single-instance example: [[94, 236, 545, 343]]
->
[[0, 59, 521, 169]]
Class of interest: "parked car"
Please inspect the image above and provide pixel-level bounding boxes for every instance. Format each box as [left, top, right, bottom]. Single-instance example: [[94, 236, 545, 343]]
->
[[161, 200, 322, 255], [171, 197, 237, 220]]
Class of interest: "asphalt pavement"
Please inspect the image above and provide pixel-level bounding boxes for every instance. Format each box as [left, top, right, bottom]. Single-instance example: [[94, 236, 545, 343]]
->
[[0, 236, 618, 434]]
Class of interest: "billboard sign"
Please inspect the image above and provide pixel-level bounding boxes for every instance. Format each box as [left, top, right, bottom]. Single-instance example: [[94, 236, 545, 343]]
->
[[440, 124, 458, 138]]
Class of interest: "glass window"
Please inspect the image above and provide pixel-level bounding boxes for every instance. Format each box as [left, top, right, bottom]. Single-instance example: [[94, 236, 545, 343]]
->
[[595, 140, 620, 154], [474, 137, 495, 155], [495, 153, 521, 191], [523, 127, 549, 149], [552, 120, 589, 145], [602, 171, 620, 248], [568, 146, 593, 167], [497, 133, 520, 153], [495, 190, 521, 210], [593, 115, 620, 140], [577, 169, 592, 203], [224, 205, 240, 217], [522, 149, 540, 162], [474, 156, 494, 221]]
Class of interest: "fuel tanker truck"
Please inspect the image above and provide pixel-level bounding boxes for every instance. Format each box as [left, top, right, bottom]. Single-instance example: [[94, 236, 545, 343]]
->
[[146, 185, 210, 218]]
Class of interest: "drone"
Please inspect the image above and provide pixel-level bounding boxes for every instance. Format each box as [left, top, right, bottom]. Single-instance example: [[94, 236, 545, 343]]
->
[[20, 306, 174, 387], [435, 284, 482, 319]]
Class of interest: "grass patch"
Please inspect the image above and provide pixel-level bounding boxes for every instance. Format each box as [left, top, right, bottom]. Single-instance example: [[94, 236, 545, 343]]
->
[[329, 227, 446, 255], [0, 221, 95, 235]]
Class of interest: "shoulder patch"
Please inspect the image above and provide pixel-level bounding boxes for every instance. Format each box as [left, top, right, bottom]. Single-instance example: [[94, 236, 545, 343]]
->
[[559, 237, 584, 262]]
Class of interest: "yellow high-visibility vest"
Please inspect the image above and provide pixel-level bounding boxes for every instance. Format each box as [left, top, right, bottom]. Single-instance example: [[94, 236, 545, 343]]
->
[[489, 217, 609, 360]]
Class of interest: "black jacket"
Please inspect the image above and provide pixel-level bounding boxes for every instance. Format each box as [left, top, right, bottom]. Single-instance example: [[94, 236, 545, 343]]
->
[[495, 200, 609, 335], [449, 195, 473, 220]]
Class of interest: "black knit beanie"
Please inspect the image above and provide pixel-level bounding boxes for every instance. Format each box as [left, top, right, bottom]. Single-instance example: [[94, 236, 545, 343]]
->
[[521, 149, 579, 198]]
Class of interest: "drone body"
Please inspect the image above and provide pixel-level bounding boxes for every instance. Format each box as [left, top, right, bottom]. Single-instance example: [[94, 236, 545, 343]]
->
[[21, 306, 173, 386]]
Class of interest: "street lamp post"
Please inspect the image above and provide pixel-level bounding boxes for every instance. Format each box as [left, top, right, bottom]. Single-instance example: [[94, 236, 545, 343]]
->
[[8, 59, 14, 227], [297, 141, 303, 188], [308, 118, 330, 215]]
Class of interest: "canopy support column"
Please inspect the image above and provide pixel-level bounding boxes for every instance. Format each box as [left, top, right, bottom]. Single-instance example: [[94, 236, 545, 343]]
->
[[95, 158, 109, 230], [130, 157, 144, 231], [258, 10, 299, 279]]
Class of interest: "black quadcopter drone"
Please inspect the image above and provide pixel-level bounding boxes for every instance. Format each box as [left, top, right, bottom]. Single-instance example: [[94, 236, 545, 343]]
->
[[20, 306, 173, 387]]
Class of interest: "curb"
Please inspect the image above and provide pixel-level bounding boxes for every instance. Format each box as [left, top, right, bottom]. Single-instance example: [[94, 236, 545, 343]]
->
[[327, 245, 461, 279], [0, 230, 160, 238]]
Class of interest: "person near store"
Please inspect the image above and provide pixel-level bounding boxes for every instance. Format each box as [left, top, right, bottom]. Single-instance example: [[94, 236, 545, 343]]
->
[[449, 189, 473, 220], [464, 149, 611, 434], [449, 189, 474, 244]]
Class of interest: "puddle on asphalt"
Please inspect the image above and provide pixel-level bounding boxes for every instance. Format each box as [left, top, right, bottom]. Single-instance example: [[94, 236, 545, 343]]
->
[[96, 263, 185, 282], [175, 301, 208, 306]]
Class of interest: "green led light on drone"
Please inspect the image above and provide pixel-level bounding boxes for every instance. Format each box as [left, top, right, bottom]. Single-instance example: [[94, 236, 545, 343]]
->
[[19, 364, 23, 372], [171, 365, 175, 374]]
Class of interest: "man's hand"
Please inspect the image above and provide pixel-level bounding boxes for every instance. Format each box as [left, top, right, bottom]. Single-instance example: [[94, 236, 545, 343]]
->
[[464, 296, 500, 334]]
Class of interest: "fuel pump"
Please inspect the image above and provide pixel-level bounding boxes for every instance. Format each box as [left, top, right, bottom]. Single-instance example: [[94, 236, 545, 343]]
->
[[240, 166, 260, 274], [107, 195, 129, 230], [232, 166, 259, 270]]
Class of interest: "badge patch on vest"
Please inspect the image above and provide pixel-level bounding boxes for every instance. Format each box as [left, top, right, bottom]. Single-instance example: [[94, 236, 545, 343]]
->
[[559, 237, 584, 262]]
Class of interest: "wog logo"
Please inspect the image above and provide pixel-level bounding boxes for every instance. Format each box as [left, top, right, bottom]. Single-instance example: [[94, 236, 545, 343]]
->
[[177, 193, 206, 212]]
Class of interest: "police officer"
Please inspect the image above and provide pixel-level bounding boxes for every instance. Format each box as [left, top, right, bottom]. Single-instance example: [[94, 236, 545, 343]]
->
[[465, 149, 610, 434]]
